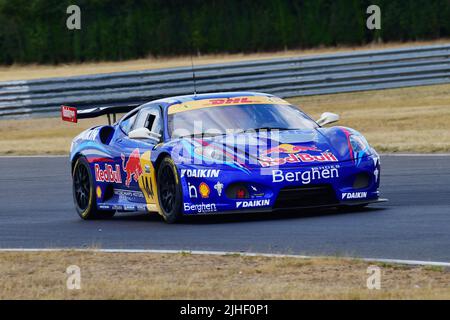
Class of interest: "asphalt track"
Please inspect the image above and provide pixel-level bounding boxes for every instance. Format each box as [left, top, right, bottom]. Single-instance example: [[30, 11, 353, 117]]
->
[[0, 155, 449, 262]]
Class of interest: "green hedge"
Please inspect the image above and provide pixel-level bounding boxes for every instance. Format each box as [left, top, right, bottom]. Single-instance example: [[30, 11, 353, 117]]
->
[[0, 0, 448, 64]]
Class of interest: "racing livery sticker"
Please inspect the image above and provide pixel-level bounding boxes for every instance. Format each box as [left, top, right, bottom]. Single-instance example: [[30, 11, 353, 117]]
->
[[199, 182, 210, 198], [120, 149, 159, 213], [259, 144, 338, 167], [236, 199, 270, 208], [183, 202, 217, 214], [137, 151, 159, 212], [214, 181, 224, 196], [121, 148, 143, 187], [342, 192, 367, 199], [181, 169, 220, 178], [96, 186, 102, 199], [188, 182, 198, 198], [272, 166, 339, 184], [95, 164, 122, 183], [61, 105, 77, 123], [168, 96, 291, 114]]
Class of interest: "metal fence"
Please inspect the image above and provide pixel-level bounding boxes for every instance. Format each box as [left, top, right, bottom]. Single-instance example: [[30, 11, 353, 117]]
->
[[1, 44, 449, 118]]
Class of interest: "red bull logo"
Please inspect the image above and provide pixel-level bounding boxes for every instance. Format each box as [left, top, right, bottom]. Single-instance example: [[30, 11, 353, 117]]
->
[[263, 144, 320, 155], [259, 144, 338, 167], [95, 164, 122, 183], [121, 148, 143, 187]]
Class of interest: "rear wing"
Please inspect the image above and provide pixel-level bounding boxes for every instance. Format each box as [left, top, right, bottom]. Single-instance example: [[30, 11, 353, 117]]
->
[[61, 104, 139, 125]]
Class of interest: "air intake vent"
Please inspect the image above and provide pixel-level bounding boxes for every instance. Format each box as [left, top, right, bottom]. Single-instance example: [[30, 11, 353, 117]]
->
[[274, 185, 338, 209]]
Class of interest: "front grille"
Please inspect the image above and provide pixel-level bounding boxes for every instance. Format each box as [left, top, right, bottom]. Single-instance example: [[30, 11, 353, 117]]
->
[[274, 184, 338, 209]]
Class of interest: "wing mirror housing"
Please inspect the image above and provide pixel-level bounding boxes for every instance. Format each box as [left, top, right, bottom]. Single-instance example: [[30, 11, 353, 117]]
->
[[317, 112, 339, 126], [128, 127, 161, 142]]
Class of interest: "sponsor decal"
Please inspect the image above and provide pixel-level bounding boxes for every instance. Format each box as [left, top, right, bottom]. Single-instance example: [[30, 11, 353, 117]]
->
[[94, 164, 122, 183], [136, 205, 148, 212], [123, 205, 137, 211], [209, 97, 255, 105], [96, 186, 102, 199], [137, 151, 157, 205], [342, 192, 368, 200], [98, 204, 111, 210], [181, 169, 220, 178], [168, 96, 291, 114], [250, 185, 265, 197], [199, 182, 210, 198], [236, 199, 270, 208], [184, 202, 217, 213], [114, 189, 145, 199], [188, 182, 198, 198], [111, 205, 123, 210], [259, 144, 338, 167], [141, 176, 154, 199], [121, 148, 143, 187], [214, 181, 224, 196], [372, 157, 379, 183], [272, 167, 339, 184], [264, 144, 320, 155], [61, 105, 77, 123]]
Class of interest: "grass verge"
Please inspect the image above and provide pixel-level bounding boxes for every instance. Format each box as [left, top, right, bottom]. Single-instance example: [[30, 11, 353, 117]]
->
[[0, 251, 448, 299], [0, 84, 449, 155], [291, 84, 450, 153]]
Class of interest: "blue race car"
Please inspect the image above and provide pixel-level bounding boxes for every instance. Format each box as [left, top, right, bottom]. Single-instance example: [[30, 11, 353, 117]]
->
[[63, 92, 385, 223]]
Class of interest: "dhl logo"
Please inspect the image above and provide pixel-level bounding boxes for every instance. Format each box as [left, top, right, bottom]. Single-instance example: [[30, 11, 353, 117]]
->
[[208, 97, 255, 105]]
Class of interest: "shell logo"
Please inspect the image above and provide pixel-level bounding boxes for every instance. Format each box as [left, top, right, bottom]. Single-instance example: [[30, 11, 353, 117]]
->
[[96, 186, 102, 199], [199, 182, 210, 198]]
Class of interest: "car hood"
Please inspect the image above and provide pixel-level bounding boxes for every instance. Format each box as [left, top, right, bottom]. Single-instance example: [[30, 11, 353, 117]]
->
[[172, 127, 362, 169]]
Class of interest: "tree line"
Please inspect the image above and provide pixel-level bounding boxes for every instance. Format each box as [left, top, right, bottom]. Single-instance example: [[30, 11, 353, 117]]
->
[[0, 0, 448, 64]]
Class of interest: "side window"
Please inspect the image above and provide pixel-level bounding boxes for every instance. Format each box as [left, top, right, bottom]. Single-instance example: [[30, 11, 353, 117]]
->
[[133, 106, 163, 136], [119, 112, 138, 134]]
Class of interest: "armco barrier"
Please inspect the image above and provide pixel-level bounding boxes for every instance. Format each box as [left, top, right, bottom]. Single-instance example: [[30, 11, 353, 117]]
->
[[0, 44, 449, 118]]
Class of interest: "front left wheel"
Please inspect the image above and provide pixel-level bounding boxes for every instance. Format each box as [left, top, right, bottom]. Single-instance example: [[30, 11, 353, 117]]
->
[[72, 157, 115, 220]]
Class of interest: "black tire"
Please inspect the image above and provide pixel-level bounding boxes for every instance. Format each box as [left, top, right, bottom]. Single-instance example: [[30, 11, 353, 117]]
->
[[72, 157, 115, 220], [157, 157, 183, 223]]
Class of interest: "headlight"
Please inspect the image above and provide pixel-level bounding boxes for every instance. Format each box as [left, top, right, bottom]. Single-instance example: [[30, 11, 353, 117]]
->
[[349, 134, 372, 156]]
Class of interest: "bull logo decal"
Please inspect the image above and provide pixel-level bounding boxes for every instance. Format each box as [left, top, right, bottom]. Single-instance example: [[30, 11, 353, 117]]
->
[[142, 176, 154, 198], [121, 148, 143, 187]]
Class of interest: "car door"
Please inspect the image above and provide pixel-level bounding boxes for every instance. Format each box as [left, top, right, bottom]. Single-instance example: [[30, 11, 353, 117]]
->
[[115, 104, 163, 209]]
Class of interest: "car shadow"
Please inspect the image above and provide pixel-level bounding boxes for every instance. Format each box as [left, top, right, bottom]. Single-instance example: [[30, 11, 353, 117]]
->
[[112, 206, 386, 225]]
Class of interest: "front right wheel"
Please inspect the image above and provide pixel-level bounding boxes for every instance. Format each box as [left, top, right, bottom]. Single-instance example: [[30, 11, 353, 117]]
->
[[157, 156, 183, 223]]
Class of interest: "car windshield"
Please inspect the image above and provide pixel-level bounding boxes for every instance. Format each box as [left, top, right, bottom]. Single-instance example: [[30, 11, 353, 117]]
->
[[168, 104, 318, 138]]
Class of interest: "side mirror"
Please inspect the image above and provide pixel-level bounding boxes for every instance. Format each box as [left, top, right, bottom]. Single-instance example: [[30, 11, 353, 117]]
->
[[128, 127, 161, 142], [317, 112, 339, 126]]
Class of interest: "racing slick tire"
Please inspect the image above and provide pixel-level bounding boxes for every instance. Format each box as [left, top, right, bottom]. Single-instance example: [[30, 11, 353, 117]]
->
[[72, 157, 115, 220], [157, 156, 183, 224]]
